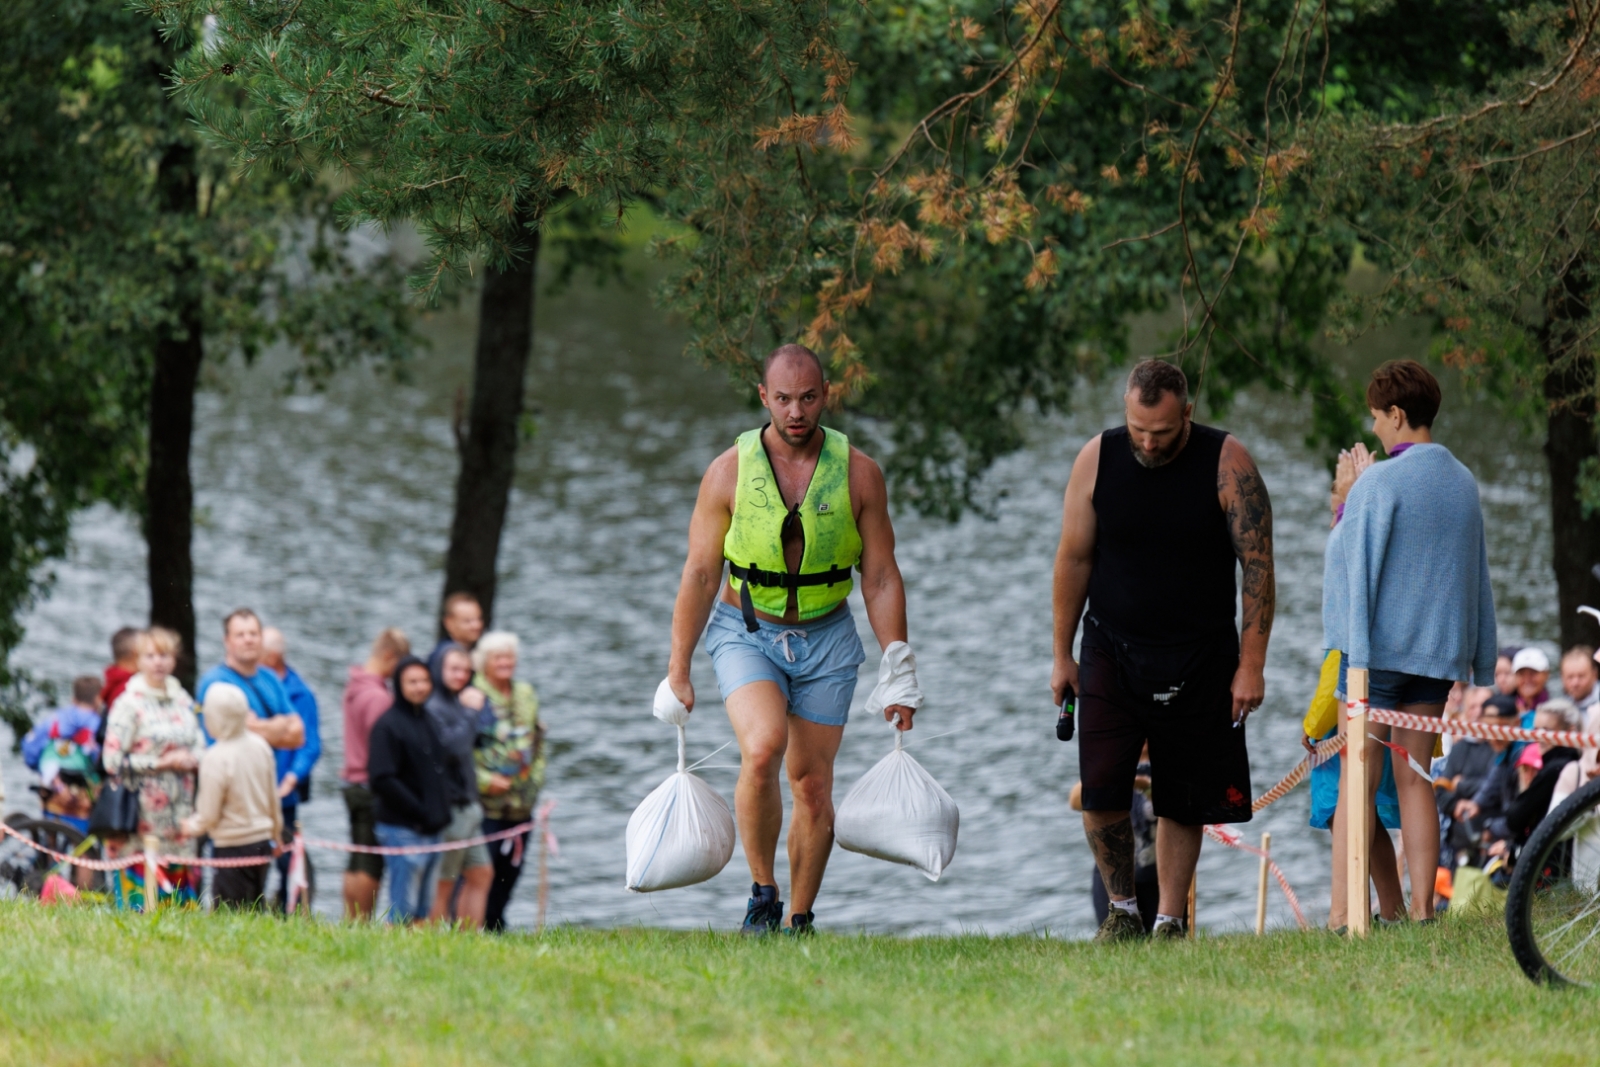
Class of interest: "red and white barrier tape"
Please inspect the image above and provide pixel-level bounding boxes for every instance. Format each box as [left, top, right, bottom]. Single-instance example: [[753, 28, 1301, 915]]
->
[[301, 820, 535, 858], [1, 822, 143, 871], [1364, 706, 1600, 749], [1249, 734, 1345, 813], [3, 818, 544, 872], [1203, 824, 1309, 929]]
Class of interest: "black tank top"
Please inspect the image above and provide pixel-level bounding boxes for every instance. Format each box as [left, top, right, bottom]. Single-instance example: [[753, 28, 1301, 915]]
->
[[1086, 423, 1236, 647]]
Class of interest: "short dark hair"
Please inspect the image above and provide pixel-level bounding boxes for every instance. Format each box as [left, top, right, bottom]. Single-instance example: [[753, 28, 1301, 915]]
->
[[110, 627, 140, 662], [762, 344, 826, 385], [71, 675, 101, 706], [1126, 359, 1188, 407], [442, 591, 481, 619], [1366, 360, 1441, 429], [222, 608, 260, 635]]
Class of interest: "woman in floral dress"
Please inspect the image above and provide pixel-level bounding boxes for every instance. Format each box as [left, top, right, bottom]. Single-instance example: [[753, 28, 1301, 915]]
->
[[102, 627, 207, 908]]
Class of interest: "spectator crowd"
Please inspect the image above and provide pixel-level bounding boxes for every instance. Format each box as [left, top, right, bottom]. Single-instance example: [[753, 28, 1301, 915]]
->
[[1427, 645, 1596, 903], [16, 593, 545, 928]]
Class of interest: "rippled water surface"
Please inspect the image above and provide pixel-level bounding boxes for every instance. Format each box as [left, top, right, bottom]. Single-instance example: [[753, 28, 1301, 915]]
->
[[2, 277, 1559, 935]]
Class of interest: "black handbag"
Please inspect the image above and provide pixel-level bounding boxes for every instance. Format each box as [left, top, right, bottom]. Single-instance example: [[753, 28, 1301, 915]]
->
[[88, 779, 141, 837]]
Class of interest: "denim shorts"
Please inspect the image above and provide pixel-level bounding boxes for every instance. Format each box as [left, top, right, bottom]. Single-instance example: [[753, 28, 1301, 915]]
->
[[1337, 658, 1454, 709], [705, 600, 865, 726]]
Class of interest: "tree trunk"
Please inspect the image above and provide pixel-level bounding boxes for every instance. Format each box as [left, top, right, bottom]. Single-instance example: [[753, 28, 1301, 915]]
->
[[441, 225, 540, 629], [1542, 262, 1600, 652], [146, 141, 203, 690]]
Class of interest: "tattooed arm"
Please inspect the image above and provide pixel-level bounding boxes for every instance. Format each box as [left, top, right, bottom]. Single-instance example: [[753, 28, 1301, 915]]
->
[[1219, 436, 1275, 723]]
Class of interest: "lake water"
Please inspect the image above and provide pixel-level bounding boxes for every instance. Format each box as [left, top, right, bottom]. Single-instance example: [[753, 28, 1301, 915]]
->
[[1, 271, 1559, 935]]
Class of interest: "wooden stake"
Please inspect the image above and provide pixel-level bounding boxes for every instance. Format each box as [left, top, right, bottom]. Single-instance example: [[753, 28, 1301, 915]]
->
[[1186, 871, 1197, 939], [536, 820, 550, 934], [143, 833, 160, 915], [1255, 832, 1272, 935], [1345, 667, 1371, 938]]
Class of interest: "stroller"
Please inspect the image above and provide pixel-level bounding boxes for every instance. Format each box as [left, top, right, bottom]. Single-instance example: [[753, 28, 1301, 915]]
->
[[1, 707, 109, 898]]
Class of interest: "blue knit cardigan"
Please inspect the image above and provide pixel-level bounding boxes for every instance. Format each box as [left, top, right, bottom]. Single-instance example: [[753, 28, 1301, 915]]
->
[[1322, 443, 1497, 685]]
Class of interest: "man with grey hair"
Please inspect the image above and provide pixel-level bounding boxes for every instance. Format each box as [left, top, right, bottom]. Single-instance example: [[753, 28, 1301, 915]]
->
[[1051, 358, 1276, 941]]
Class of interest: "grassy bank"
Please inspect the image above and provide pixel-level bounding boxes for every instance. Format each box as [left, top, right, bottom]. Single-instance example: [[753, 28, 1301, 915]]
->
[[0, 904, 1592, 1066]]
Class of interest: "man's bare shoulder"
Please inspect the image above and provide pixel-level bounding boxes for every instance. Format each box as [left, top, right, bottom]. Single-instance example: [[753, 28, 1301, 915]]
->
[[1217, 432, 1260, 471], [847, 444, 887, 498], [847, 443, 884, 475], [699, 445, 740, 506], [1068, 432, 1103, 491]]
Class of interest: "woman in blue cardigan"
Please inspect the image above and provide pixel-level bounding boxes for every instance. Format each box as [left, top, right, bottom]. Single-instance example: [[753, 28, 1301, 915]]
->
[[1324, 360, 1498, 921]]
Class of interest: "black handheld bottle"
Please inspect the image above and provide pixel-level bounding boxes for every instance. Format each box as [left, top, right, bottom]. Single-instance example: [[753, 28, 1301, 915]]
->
[[1056, 684, 1076, 741]]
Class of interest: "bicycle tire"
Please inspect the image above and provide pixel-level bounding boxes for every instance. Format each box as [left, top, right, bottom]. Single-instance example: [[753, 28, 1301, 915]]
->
[[1505, 774, 1600, 986], [2, 816, 106, 896]]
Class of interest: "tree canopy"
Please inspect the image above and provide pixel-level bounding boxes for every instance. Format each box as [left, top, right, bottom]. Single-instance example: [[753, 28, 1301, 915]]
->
[[659, 0, 1539, 514], [0, 0, 414, 729]]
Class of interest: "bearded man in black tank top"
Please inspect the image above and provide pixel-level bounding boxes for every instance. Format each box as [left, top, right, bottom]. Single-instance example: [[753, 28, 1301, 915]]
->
[[1051, 360, 1276, 941]]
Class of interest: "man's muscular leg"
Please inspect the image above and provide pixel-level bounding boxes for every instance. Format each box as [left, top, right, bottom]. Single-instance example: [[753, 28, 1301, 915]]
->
[[726, 681, 790, 887], [1156, 819, 1203, 917], [1083, 810, 1137, 901], [784, 716, 845, 919]]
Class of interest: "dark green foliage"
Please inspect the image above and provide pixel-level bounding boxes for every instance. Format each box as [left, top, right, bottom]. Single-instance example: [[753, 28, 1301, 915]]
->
[[1, 0, 416, 739], [144, 1, 842, 287], [657, 1, 1533, 514]]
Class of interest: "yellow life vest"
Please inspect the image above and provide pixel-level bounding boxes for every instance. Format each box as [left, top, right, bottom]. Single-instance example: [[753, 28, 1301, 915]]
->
[[723, 425, 861, 631]]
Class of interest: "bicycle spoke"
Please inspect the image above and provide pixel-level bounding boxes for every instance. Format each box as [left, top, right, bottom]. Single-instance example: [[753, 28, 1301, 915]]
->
[[1540, 892, 1600, 945], [1556, 913, 1600, 967]]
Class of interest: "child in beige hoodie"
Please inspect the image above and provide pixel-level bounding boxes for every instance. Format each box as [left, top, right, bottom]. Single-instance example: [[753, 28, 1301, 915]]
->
[[183, 683, 284, 909]]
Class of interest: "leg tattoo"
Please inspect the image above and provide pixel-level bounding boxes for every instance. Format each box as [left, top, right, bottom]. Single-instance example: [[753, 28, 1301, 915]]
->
[[1085, 817, 1137, 899]]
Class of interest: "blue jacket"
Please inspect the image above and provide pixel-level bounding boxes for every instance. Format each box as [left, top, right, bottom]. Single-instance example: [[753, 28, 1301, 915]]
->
[[196, 663, 320, 806], [1322, 444, 1497, 684], [275, 664, 322, 794]]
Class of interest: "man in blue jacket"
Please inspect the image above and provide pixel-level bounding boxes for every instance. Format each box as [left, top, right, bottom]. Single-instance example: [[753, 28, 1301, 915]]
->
[[197, 609, 308, 908], [261, 626, 323, 804], [262, 625, 323, 908]]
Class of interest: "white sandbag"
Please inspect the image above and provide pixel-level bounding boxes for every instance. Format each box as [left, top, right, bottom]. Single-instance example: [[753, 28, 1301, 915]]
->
[[834, 731, 958, 881], [625, 723, 736, 892]]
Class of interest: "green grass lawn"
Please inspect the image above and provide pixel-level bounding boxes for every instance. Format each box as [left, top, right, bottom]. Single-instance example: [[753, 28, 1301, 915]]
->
[[0, 903, 1592, 1065]]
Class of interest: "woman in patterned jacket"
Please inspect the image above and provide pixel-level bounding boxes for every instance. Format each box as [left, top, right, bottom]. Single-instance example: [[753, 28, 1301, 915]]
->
[[471, 631, 546, 932], [102, 627, 207, 909]]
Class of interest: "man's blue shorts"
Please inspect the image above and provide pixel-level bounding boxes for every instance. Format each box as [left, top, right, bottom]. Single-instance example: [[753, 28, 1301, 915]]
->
[[705, 600, 865, 727]]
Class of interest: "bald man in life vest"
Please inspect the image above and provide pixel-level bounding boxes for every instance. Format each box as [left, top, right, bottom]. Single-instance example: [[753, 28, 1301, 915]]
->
[[661, 343, 921, 935]]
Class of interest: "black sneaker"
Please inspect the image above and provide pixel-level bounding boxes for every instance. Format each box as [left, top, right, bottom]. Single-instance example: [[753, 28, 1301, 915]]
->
[[1150, 918, 1187, 941], [741, 883, 783, 936], [784, 912, 816, 937]]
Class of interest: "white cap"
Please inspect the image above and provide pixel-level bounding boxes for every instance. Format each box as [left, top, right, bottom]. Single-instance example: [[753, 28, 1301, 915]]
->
[[1511, 647, 1550, 674]]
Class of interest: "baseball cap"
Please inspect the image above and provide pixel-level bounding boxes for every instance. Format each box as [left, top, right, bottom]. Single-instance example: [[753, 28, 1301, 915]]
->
[[1511, 647, 1550, 674], [1482, 695, 1520, 721]]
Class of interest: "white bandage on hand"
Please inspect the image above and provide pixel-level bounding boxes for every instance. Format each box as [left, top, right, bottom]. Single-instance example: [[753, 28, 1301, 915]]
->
[[865, 641, 924, 719], [652, 677, 691, 726]]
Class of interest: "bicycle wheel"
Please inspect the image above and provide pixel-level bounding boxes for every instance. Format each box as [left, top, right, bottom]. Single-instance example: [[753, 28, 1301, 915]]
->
[[1506, 775, 1600, 985], [0, 816, 96, 896]]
